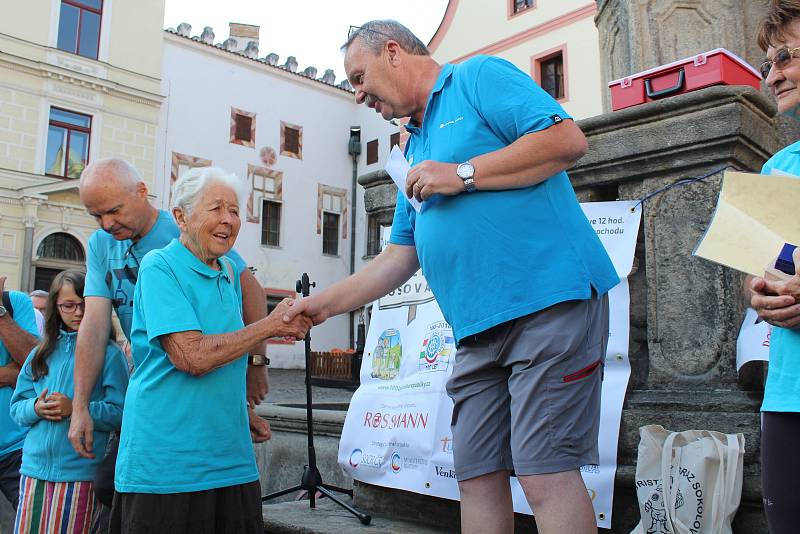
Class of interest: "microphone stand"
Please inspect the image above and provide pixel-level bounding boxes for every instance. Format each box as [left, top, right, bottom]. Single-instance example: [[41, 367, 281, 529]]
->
[[261, 272, 371, 525]]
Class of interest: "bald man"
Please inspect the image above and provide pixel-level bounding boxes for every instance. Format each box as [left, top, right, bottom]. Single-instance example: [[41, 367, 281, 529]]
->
[[69, 159, 270, 463]]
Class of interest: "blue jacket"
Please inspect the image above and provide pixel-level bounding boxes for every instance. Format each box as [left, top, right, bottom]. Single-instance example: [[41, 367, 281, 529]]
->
[[10, 331, 129, 482]]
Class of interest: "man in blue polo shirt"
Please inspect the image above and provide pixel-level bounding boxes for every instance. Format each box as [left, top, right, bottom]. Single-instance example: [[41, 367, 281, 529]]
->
[[285, 19, 617, 534], [0, 277, 39, 511]]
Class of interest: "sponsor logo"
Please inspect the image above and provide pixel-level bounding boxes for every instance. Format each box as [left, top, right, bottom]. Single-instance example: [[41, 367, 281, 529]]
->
[[434, 465, 457, 480], [371, 329, 402, 380], [348, 448, 384, 470], [439, 116, 464, 129], [440, 436, 453, 454], [363, 411, 429, 430], [580, 464, 600, 474], [391, 451, 402, 473], [419, 321, 455, 372], [376, 380, 431, 392]]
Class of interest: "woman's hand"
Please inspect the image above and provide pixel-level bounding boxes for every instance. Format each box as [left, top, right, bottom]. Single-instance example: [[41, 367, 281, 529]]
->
[[47, 392, 73, 418], [265, 299, 313, 340], [35, 388, 63, 421]]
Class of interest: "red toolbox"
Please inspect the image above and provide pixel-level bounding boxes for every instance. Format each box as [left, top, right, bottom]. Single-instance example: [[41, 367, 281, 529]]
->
[[608, 48, 761, 111]]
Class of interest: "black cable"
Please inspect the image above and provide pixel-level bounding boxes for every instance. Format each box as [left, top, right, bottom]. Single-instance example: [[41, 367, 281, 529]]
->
[[631, 165, 737, 212]]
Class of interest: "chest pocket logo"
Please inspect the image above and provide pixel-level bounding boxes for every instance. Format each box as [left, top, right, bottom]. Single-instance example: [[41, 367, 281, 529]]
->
[[439, 116, 464, 129]]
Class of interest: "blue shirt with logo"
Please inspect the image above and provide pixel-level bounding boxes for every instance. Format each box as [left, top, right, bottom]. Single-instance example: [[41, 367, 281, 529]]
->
[[0, 291, 38, 458], [390, 56, 619, 341], [115, 239, 257, 493], [760, 140, 800, 412], [84, 210, 246, 340]]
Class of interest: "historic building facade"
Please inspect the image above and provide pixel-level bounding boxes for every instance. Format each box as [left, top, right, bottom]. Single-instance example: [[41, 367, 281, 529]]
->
[[0, 0, 164, 292]]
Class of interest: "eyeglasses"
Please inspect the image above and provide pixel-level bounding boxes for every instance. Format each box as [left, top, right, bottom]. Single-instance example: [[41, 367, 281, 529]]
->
[[759, 47, 800, 78], [347, 25, 393, 42], [57, 301, 85, 313]]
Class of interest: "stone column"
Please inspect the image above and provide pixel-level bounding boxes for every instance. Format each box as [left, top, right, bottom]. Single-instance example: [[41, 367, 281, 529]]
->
[[20, 197, 40, 292]]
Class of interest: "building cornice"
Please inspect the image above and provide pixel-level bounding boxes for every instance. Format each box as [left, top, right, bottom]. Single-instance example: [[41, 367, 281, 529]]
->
[[164, 31, 354, 100], [0, 51, 164, 108], [448, 2, 597, 64]]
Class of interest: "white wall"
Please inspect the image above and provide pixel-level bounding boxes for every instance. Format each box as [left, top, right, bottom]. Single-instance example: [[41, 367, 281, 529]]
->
[[157, 34, 396, 367]]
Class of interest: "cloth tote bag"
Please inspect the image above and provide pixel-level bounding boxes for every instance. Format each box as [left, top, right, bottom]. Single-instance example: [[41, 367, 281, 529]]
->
[[631, 424, 744, 534]]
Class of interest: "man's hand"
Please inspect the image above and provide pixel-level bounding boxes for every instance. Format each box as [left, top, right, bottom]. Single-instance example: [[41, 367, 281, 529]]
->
[[404, 161, 463, 202], [68, 404, 96, 459], [47, 392, 72, 418], [248, 408, 271, 443], [751, 275, 800, 328], [283, 295, 329, 327], [0, 361, 20, 388], [246, 364, 269, 409]]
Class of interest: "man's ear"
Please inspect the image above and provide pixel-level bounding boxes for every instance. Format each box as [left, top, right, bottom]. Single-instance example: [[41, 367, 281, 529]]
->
[[136, 181, 149, 199], [386, 40, 402, 65]]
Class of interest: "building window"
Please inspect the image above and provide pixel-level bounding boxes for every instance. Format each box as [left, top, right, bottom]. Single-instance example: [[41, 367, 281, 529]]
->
[[322, 212, 340, 256], [46, 108, 91, 179], [512, 0, 534, 14], [261, 200, 281, 247], [230, 108, 255, 148], [34, 232, 86, 291], [280, 121, 303, 159], [390, 132, 400, 149], [366, 139, 379, 165], [247, 164, 282, 224], [540, 53, 564, 99], [57, 0, 103, 59]]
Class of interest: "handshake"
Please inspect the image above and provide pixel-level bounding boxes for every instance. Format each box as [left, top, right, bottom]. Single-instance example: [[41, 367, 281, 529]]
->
[[265, 296, 329, 342]]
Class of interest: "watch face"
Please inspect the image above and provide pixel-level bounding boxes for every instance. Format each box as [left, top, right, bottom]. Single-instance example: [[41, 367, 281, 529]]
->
[[0, 306, 6, 317], [457, 162, 474, 179]]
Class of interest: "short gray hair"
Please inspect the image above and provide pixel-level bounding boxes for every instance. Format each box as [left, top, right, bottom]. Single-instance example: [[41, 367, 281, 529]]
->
[[342, 20, 429, 56], [172, 167, 247, 216], [29, 290, 48, 298]]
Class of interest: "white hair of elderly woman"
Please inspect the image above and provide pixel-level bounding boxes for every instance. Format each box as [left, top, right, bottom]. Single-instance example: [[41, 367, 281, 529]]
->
[[172, 167, 248, 216]]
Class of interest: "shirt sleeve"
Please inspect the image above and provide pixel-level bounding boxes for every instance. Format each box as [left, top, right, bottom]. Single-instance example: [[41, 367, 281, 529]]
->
[[470, 56, 572, 145], [135, 256, 201, 342], [389, 190, 415, 246], [88, 344, 129, 432], [84, 232, 112, 299], [10, 293, 39, 338], [9, 349, 40, 427], [225, 248, 247, 273]]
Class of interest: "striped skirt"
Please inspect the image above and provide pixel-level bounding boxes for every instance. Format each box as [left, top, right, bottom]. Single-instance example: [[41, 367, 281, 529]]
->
[[13, 475, 95, 534]]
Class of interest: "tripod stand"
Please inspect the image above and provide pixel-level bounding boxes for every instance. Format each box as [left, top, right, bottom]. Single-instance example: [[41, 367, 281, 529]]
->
[[261, 273, 371, 525]]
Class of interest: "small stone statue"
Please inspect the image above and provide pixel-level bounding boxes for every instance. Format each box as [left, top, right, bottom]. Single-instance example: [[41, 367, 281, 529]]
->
[[200, 27, 214, 45], [176, 22, 192, 37], [319, 69, 336, 85]]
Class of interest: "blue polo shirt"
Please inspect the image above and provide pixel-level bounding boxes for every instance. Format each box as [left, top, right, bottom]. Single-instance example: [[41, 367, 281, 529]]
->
[[0, 291, 38, 458], [115, 239, 257, 493], [760, 140, 800, 412], [84, 210, 246, 339], [390, 56, 619, 341]]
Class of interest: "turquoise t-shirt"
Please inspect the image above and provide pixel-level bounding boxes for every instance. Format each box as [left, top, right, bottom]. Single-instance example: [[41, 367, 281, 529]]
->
[[0, 291, 38, 458], [84, 210, 246, 339], [390, 56, 619, 341], [115, 239, 257, 493], [760, 140, 800, 412]]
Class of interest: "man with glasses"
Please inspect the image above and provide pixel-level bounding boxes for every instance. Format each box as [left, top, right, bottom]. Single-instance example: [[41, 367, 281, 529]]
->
[[69, 159, 271, 527], [285, 20, 618, 534], [0, 276, 39, 512], [747, 3, 800, 532]]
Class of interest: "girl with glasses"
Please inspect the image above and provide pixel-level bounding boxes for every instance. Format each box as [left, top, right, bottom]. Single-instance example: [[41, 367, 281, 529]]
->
[[9, 270, 128, 534]]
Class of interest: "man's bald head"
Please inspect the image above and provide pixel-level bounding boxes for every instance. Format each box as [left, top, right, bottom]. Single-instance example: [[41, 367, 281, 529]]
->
[[79, 158, 141, 194], [79, 158, 156, 242]]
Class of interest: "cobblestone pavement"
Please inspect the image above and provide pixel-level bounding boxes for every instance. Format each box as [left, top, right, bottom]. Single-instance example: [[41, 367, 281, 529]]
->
[[264, 369, 355, 405]]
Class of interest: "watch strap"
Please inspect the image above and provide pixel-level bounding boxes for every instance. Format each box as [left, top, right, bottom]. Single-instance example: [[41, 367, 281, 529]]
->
[[248, 354, 270, 366]]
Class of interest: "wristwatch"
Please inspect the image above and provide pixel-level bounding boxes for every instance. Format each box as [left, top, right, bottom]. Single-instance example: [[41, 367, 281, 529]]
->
[[0, 305, 6, 318], [456, 161, 476, 192], [248, 354, 270, 366]]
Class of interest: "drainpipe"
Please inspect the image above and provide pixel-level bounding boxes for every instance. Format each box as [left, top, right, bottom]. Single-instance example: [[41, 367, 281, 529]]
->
[[347, 127, 362, 349]]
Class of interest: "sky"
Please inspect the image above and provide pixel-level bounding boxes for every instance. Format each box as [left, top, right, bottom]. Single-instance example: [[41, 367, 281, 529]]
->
[[163, 1, 449, 84]]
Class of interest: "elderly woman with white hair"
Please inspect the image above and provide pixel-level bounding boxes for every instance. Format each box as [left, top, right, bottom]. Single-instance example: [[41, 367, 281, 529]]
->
[[110, 167, 311, 533]]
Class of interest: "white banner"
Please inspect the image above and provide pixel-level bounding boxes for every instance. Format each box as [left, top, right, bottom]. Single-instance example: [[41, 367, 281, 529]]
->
[[338, 201, 641, 529], [736, 307, 771, 370]]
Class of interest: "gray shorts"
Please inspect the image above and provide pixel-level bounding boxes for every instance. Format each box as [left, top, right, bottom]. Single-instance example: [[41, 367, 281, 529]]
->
[[445, 292, 609, 481]]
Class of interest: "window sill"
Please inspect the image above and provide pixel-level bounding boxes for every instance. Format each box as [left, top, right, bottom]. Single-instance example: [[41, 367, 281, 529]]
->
[[261, 244, 282, 250]]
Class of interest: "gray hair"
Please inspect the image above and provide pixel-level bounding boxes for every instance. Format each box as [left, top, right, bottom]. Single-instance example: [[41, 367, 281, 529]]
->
[[342, 20, 429, 56], [29, 290, 48, 298], [172, 167, 248, 216]]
